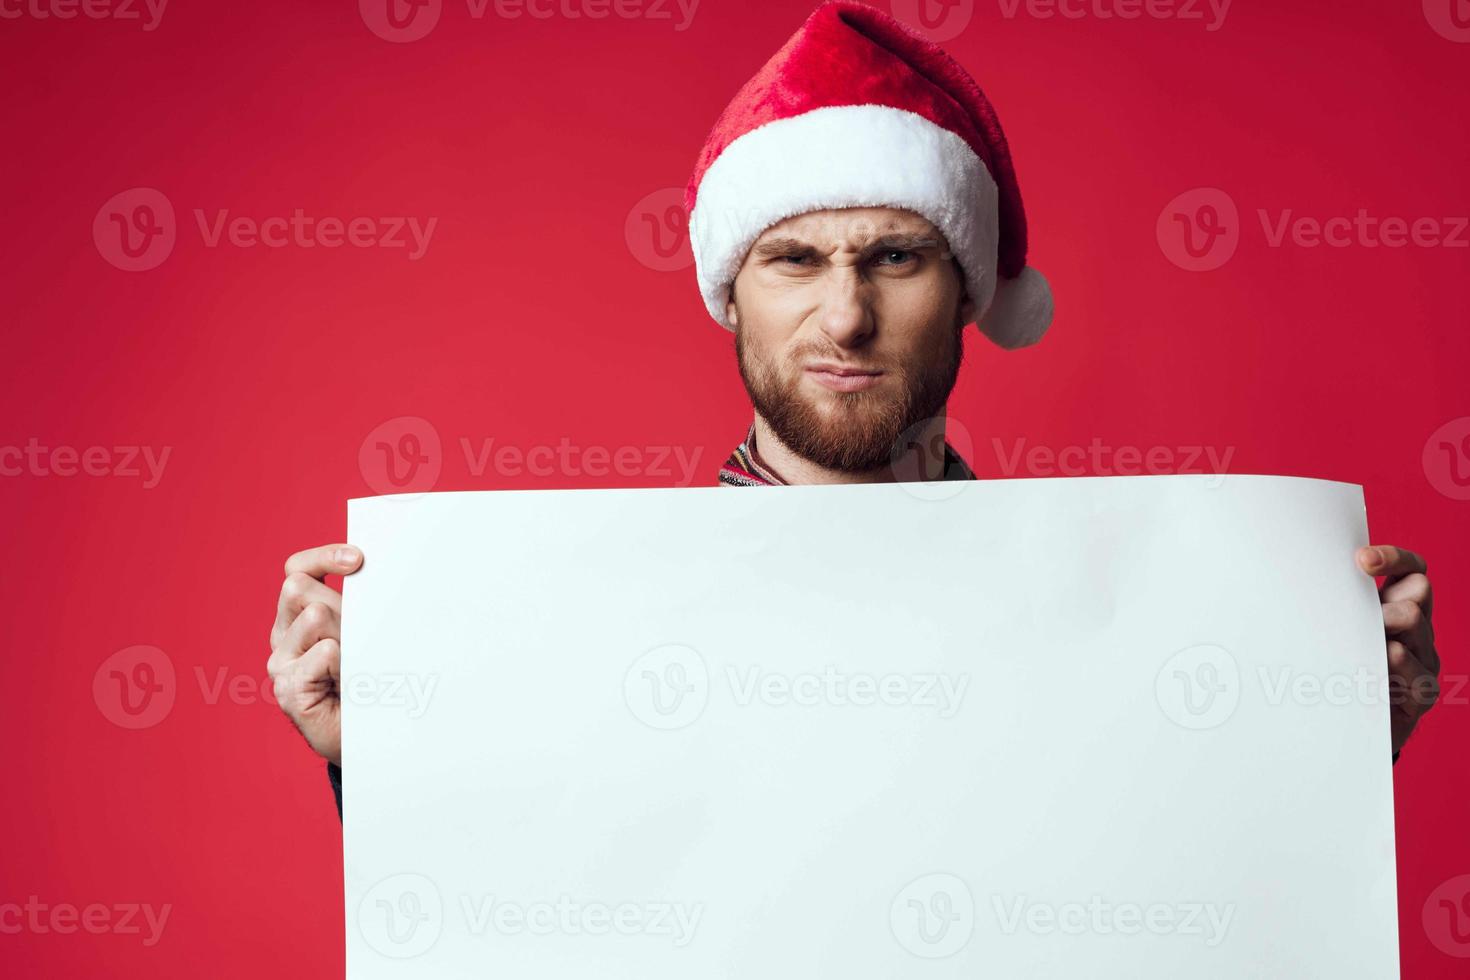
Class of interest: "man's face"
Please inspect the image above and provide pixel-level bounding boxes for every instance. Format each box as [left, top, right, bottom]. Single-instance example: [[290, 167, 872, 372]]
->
[[728, 207, 977, 474]]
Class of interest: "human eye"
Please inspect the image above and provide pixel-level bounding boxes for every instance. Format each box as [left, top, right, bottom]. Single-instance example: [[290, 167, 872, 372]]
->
[[873, 249, 917, 267]]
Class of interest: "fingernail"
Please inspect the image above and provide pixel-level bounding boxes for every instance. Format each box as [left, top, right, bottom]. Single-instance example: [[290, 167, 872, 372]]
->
[[1362, 546, 1380, 568], [335, 546, 361, 565]]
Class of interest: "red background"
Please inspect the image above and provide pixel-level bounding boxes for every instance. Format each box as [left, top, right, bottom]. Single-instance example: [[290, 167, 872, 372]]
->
[[3, 0, 1468, 975]]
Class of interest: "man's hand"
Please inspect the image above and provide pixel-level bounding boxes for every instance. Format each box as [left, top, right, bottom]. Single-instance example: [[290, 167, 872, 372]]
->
[[1357, 544, 1439, 756], [267, 543, 363, 765]]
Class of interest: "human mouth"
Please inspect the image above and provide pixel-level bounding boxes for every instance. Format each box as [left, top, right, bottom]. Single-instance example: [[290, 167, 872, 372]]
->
[[804, 362, 884, 392]]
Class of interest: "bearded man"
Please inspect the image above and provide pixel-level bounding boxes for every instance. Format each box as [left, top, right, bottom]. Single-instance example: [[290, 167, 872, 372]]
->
[[265, 1, 1440, 818]]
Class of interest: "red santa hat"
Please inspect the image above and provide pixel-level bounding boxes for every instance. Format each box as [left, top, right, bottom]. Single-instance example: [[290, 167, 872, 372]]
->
[[685, 0, 1053, 350]]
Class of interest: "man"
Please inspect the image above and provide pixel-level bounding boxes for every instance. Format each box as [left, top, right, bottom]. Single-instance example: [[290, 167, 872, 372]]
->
[[266, 1, 1440, 818]]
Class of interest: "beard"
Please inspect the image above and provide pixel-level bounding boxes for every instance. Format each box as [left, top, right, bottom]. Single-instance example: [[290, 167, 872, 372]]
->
[[736, 323, 965, 474]]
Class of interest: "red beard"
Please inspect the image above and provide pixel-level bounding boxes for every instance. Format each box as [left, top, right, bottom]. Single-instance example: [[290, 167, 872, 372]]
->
[[735, 326, 965, 474]]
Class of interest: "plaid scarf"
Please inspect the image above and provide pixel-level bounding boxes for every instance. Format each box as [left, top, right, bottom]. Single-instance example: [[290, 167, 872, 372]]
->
[[718, 422, 976, 486]]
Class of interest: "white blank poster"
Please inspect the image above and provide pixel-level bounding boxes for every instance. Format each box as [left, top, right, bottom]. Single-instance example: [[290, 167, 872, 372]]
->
[[341, 475, 1397, 978]]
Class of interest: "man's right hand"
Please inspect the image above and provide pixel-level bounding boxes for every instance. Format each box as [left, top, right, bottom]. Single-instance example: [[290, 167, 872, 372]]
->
[[267, 543, 363, 765]]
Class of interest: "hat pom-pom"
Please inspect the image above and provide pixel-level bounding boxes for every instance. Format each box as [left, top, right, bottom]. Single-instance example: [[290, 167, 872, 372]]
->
[[977, 266, 1054, 350]]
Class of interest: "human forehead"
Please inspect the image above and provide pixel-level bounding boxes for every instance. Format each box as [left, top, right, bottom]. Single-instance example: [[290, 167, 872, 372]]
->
[[754, 207, 945, 250]]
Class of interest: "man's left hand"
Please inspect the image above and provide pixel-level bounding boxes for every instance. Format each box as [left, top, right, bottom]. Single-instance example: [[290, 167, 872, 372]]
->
[[1357, 544, 1440, 757]]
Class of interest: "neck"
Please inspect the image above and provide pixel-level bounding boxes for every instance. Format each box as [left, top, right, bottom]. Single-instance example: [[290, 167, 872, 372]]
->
[[751, 412, 950, 485]]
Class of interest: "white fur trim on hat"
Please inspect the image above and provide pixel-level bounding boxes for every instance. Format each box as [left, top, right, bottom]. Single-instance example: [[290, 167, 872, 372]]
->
[[978, 265, 1054, 349], [688, 103, 1052, 349]]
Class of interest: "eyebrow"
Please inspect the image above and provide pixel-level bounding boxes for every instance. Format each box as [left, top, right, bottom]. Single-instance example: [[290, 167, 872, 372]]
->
[[751, 236, 820, 259], [863, 232, 942, 252], [751, 232, 942, 259]]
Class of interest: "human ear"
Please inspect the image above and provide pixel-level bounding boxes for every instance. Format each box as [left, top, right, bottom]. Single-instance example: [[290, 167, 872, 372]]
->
[[957, 274, 977, 328], [958, 291, 976, 329], [951, 258, 976, 328]]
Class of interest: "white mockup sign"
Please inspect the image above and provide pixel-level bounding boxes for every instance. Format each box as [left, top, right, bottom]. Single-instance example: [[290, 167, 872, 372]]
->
[[342, 475, 1397, 978]]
